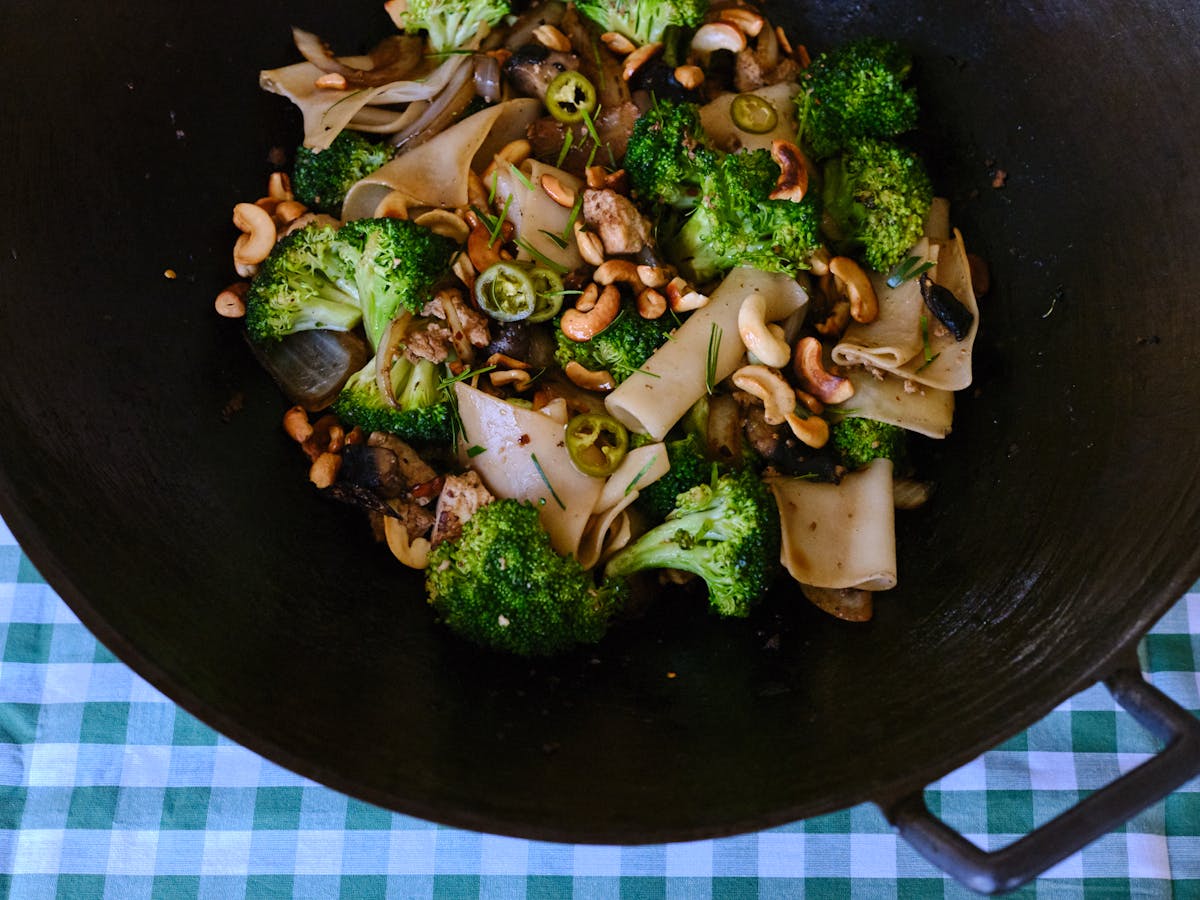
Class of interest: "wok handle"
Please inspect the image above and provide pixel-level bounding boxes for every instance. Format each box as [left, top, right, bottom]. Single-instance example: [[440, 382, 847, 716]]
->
[[880, 666, 1200, 895]]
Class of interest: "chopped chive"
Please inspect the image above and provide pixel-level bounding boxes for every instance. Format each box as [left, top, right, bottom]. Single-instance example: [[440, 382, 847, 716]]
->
[[561, 192, 584, 241], [487, 170, 499, 205], [514, 238, 569, 274], [705, 322, 723, 394], [584, 139, 599, 170], [509, 161, 535, 193], [580, 105, 602, 149], [625, 454, 661, 496], [538, 228, 570, 250], [916, 314, 940, 372], [530, 453, 566, 509], [467, 445, 487, 458], [887, 255, 934, 288], [439, 364, 497, 390], [488, 194, 513, 245], [555, 129, 575, 169]]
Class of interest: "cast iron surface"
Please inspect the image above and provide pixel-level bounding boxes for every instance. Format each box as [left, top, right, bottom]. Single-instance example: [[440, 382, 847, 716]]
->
[[0, 0, 1197, 843]]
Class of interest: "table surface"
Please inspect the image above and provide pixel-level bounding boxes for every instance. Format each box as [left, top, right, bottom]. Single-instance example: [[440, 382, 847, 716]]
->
[[1, 518, 1197, 899]]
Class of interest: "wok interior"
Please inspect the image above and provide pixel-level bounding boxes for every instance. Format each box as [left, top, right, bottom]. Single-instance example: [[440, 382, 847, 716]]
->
[[0, 0, 1197, 840]]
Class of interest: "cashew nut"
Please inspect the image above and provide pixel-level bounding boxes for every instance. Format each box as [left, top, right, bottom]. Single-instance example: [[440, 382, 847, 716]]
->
[[561, 284, 620, 341], [489, 369, 533, 391], [573, 220, 606, 267], [665, 276, 709, 312], [481, 139, 532, 184], [267, 171, 293, 201], [718, 7, 765, 36], [691, 22, 747, 55], [314, 72, 348, 90], [564, 360, 616, 392], [829, 256, 879, 324], [731, 364, 795, 426], [282, 406, 313, 443], [373, 190, 411, 220], [737, 291, 792, 368], [637, 264, 672, 288], [794, 389, 825, 416], [540, 172, 576, 209], [636, 288, 667, 319], [808, 247, 831, 276], [466, 217, 511, 272], [308, 451, 342, 489], [384, 516, 431, 570], [533, 23, 572, 52], [273, 199, 308, 226], [785, 411, 830, 449], [215, 285, 248, 319], [600, 31, 636, 55], [593, 259, 641, 287], [232, 202, 276, 269], [621, 42, 662, 81], [413, 209, 469, 243], [769, 140, 808, 203], [813, 299, 851, 338], [673, 65, 704, 90], [793, 336, 855, 405]]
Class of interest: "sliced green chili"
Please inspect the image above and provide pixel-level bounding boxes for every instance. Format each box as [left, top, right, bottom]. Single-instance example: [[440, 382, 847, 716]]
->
[[730, 93, 778, 134], [474, 261, 537, 322], [565, 412, 629, 478], [545, 71, 598, 124]]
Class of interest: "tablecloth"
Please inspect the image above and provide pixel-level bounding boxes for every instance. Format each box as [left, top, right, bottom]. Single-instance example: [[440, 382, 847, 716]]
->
[[1, 517, 1197, 899]]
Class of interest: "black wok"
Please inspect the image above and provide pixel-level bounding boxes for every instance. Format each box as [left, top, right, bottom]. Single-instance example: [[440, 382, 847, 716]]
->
[[1, 0, 1197, 892]]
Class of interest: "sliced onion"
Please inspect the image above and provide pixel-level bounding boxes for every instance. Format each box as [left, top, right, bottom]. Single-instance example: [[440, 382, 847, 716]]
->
[[474, 53, 503, 103], [375, 312, 413, 406], [390, 57, 477, 150], [292, 27, 423, 87]]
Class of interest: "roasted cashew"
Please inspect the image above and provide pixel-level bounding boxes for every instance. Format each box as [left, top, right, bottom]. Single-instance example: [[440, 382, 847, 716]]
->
[[593, 259, 641, 288], [793, 336, 855, 405], [267, 171, 293, 201], [561, 285, 620, 341], [600, 31, 636, 55], [273, 200, 308, 226], [718, 7, 765, 36], [384, 516, 431, 569], [785, 411, 829, 449], [636, 287, 667, 319], [373, 190, 411, 219], [665, 276, 709, 312], [413, 209, 469, 243], [769, 140, 808, 203], [564, 361, 616, 392], [573, 220, 606, 267], [691, 22, 747, 55], [540, 172, 576, 209], [489, 369, 533, 391], [532, 23, 571, 52], [637, 264, 672, 288], [466, 218, 510, 272], [674, 65, 704, 89], [621, 42, 661, 81], [232, 202, 276, 269], [829, 256, 879, 324], [731, 364, 795, 426], [808, 247, 831, 276], [737, 291, 792, 368]]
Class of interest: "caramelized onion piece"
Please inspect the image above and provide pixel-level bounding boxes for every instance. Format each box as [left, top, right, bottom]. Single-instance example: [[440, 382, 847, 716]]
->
[[292, 27, 423, 87], [801, 584, 874, 622]]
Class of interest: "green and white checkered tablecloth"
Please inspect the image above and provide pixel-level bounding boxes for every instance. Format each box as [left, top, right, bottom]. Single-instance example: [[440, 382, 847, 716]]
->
[[1, 517, 1197, 898]]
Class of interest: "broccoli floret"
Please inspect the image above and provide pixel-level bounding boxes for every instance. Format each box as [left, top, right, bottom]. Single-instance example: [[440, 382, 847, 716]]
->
[[634, 431, 715, 521], [331, 347, 454, 445], [390, 0, 512, 54], [830, 416, 908, 470], [336, 217, 458, 350], [292, 130, 395, 216], [576, 0, 707, 47], [821, 138, 934, 272], [624, 99, 719, 210], [797, 38, 920, 160], [244, 224, 363, 344], [669, 148, 823, 282], [426, 500, 628, 655], [605, 468, 780, 617], [553, 300, 673, 384]]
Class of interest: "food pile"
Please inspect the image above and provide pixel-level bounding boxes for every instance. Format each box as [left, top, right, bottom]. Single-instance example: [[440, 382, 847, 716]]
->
[[216, 0, 984, 655]]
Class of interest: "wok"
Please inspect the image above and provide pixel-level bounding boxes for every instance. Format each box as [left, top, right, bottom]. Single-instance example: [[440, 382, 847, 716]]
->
[[1, 0, 1198, 892]]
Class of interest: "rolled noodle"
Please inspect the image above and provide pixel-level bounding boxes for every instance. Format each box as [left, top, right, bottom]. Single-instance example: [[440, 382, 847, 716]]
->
[[341, 99, 542, 221], [606, 267, 808, 439], [453, 383, 603, 556], [576, 444, 668, 570], [700, 81, 801, 154], [830, 368, 955, 439], [892, 228, 979, 391], [493, 160, 584, 270], [831, 238, 936, 371], [769, 459, 897, 591]]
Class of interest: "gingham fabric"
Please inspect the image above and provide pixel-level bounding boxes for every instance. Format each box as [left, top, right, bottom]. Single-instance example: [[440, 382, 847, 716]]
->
[[1, 518, 1197, 898]]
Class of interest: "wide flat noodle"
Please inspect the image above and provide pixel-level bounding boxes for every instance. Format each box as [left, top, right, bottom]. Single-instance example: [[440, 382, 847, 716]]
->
[[454, 383, 603, 556], [577, 444, 668, 570], [341, 99, 542, 220], [893, 228, 979, 390], [606, 267, 808, 439], [700, 81, 801, 154], [259, 55, 469, 151], [830, 368, 955, 439], [493, 160, 584, 270], [832, 238, 935, 371], [770, 459, 897, 591]]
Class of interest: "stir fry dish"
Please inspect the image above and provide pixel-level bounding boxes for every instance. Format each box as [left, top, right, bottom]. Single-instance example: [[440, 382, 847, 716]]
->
[[216, 0, 985, 655]]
